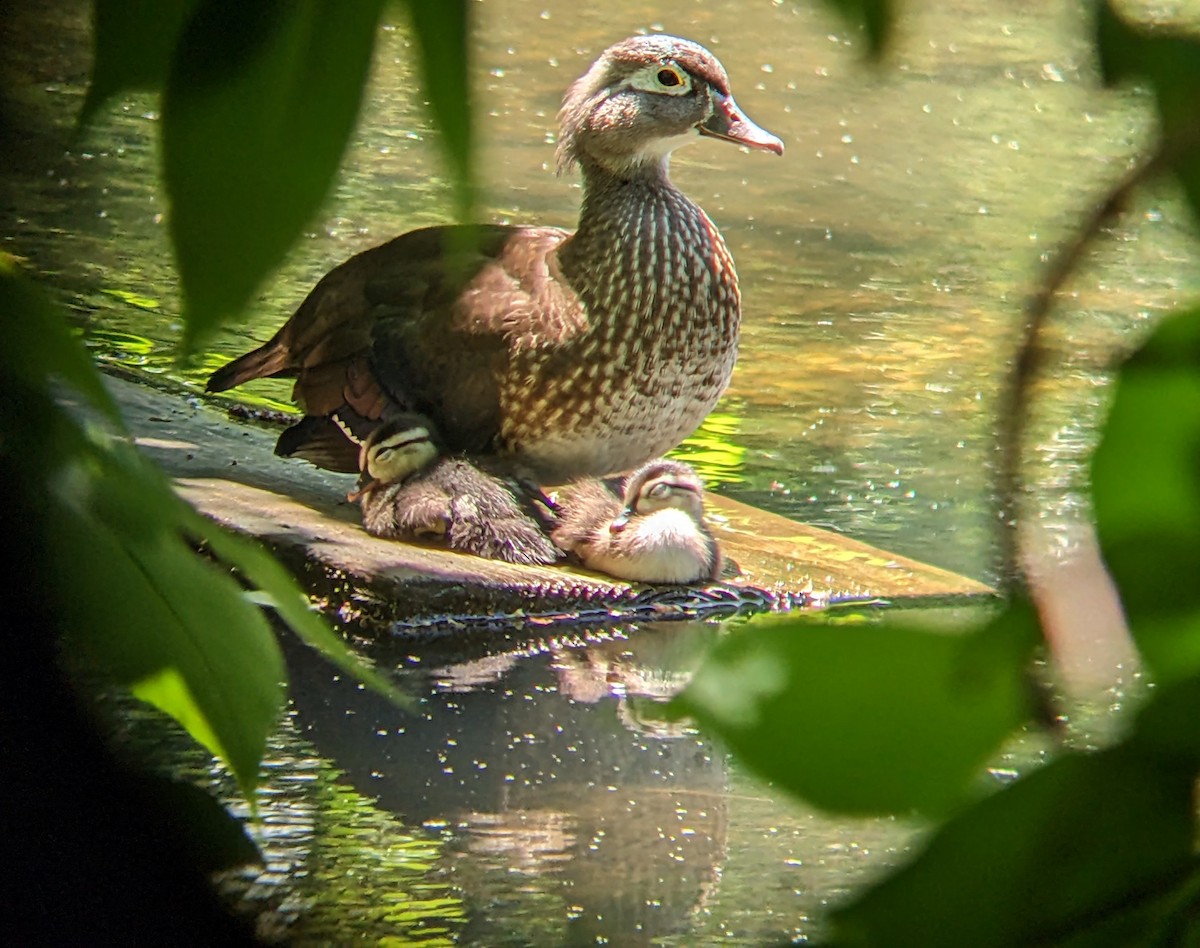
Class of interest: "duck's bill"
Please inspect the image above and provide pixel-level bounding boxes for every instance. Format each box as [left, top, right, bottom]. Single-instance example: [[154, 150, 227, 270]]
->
[[700, 93, 784, 155], [609, 507, 634, 532]]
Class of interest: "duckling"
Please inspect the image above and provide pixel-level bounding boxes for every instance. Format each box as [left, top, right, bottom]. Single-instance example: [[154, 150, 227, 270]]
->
[[552, 459, 722, 584], [351, 416, 561, 566]]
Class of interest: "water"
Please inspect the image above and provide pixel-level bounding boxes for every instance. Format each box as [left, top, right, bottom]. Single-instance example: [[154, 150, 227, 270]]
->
[[4, 0, 1192, 942]]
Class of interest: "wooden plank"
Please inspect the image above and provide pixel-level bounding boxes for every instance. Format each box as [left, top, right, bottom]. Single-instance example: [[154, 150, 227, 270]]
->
[[100, 375, 993, 631]]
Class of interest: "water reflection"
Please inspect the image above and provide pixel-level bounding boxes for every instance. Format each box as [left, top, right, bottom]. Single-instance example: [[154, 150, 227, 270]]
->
[[283, 625, 739, 943], [275, 622, 912, 943]]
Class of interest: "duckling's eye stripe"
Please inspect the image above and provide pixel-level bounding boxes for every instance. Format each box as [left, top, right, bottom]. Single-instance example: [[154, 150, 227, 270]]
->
[[381, 431, 431, 451]]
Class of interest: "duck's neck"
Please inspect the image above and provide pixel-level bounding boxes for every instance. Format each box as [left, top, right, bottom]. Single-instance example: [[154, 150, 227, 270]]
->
[[556, 157, 737, 329]]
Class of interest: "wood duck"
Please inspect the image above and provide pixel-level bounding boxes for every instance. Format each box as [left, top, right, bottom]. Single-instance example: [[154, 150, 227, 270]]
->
[[552, 458, 722, 584], [351, 415, 562, 566], [206, 35, 782, 483]]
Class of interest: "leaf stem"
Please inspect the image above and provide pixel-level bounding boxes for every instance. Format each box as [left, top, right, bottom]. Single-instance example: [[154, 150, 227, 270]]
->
[[996, 142, 1170, 594]]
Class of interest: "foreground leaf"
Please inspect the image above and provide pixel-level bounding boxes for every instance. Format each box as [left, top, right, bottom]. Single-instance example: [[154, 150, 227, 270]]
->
[[5, 254, 407, 798], [673, 601, 1038, 817], [0, 254, 118, 422], [53, 440, 286, 794], [80, 0, 198, 127], [831, 743, 1197, 947], [138, 773, 263, 873], [163, 0, 385, 352], [189, 511, 412, 710], [1095, 0, 1200, 226], [1092, 306, 1200, 684], [401, 0, 474, 222]]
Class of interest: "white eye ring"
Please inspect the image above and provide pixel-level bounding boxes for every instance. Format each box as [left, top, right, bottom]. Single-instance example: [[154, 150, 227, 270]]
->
[[628, 63, 692, 96]]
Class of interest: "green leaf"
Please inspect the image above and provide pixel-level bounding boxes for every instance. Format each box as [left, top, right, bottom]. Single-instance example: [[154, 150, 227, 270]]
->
[[187, 510, 413, 711], [830, 744, 1197, 948], [163, 0, 385, 353], [79, 0, 198, 128], [1129, 672, 1200, 768], [815, 0, 894, 57], [672, 601, 1038, 817], [401, 0, 474, 222], [53, 442, 285, 795], [0, 254, 119, 423], [1094, 0, 1200, 227], [138, 773, 263, 873], [1092, 306, 1200, 683]]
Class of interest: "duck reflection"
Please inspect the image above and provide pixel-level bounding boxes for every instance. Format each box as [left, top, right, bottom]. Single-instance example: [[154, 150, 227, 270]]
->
[[280, 621, 728, 945]]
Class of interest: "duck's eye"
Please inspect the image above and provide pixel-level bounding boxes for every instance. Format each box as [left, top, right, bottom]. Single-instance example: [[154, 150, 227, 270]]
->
[[630, 64, 690, 95]]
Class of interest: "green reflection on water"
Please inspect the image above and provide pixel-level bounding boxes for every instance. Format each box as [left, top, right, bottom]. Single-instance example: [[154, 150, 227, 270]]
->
[[101, 287, 162, 310], [291, 777, 465, 946], [669, 409, 749, 485], [110, 693, 466, 944]]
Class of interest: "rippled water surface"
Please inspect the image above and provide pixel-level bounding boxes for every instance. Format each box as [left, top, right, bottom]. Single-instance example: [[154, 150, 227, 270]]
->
[[5, 0, 1196, 942]]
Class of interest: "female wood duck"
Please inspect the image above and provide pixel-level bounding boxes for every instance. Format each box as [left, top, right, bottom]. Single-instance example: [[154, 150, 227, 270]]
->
[[552, 459, 722, 584], [206, 35, 782, 483], [350, 415, 562, 566]]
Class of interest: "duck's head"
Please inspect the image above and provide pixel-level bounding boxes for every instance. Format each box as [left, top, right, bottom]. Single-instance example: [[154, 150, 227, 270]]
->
[[556, 34, 783, 178], [347, 414, 439, 502], [611, 458, 707, 531]]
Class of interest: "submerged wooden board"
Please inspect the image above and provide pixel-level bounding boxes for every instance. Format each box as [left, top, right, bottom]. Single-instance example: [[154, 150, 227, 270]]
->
[[102, 375, 992, 631]]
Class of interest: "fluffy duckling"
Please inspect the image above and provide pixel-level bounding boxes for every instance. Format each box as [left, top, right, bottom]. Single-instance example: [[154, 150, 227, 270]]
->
[[351, 416, 561, 566], [552, 459, 722, 584]]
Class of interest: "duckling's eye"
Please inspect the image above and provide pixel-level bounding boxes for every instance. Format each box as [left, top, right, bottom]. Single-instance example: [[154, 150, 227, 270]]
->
[[648, 483, 672, 499], [657, 68, 682, 87]]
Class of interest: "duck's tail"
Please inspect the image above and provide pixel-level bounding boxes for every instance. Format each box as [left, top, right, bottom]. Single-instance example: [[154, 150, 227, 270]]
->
[[205, 342, 289, 393]]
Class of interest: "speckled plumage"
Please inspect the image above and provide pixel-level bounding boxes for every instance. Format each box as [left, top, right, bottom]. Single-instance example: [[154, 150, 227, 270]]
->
[[552, 458, 722, 584], [207, 35, 782, 484], [499, 178, 739, 477]]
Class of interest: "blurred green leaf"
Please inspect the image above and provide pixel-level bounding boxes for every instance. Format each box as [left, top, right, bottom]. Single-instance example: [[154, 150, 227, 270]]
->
[[816, 0, 894, 57], [53, 437, 285, 795], [1092, 306, 1200, 683], [80, 0, 198, 128], [139, 773, 263, 872], [163, 0, 385, 354], [1095, 0, 1200, 226], [189, 511, 413, 710], [830, 744, 1197, 948], [0, 254, 119, 422], [401, 0, 474, 222], [1131, 673, 1200, 767], [673, 601, 1038, 817]]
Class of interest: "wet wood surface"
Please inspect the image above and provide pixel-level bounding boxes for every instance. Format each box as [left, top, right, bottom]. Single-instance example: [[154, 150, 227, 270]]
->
[[104, 376, 993, 632]]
